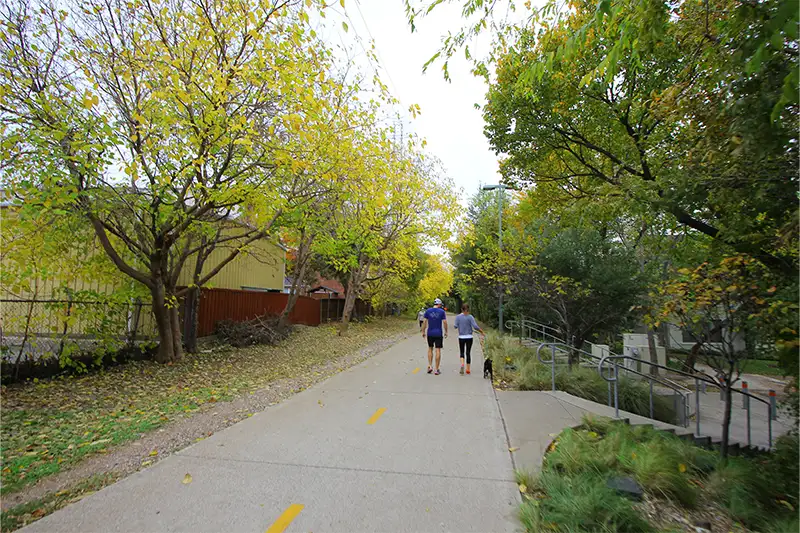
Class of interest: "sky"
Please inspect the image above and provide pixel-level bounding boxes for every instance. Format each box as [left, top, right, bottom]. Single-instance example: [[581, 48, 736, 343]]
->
[[317, 1, 505, 208]]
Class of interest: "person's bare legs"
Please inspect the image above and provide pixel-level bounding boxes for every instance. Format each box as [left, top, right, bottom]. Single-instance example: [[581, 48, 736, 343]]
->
[[427, 346, 433, 371], [435, 347, 442, 371]]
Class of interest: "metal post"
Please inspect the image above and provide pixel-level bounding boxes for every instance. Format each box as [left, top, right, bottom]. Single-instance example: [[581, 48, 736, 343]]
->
[[613, 363, 620, 419], [695, 378, 701, 437], [746, 397, 751, 447], [769, 390, 777, 420], [673, 393, 678, 423], [608, 380, 612, 407], [741, 381, 748, 408], [497, 187, 504, 334], [550, 343, 556, 392], [649, 379, 654, 419]]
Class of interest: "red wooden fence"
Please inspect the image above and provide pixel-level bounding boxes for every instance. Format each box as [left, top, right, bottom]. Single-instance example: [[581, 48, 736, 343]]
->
[[197, 288, 320, 336]]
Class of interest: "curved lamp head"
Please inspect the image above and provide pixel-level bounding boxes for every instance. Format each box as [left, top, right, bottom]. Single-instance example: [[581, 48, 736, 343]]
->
[[482, 184, 514, 191]]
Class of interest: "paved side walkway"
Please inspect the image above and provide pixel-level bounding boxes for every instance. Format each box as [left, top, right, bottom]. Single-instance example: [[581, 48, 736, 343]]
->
[[20, 333, 521, 533], [498, 388, 794, 474]]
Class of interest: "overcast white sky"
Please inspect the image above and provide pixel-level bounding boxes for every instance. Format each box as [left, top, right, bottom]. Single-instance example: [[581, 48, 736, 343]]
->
[[317, 1, 504, 207]]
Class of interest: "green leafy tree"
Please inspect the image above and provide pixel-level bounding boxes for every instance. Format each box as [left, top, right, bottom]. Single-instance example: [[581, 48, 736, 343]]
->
[[409, 0, 798, 280]]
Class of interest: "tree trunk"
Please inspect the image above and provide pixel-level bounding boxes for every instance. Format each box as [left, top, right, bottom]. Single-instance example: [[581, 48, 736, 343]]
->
[[720, 376, 733, 459], [339, 274, 359, 336], [685, 342, 701, 373], [658, 323, 670, 369], [170, 304, 183, 360], [184, 287, 200, 353], [565, 327, 576, 369], [647, 328, 660, 376], [279, 234, 311, 328], [151, 281, 182, 363]]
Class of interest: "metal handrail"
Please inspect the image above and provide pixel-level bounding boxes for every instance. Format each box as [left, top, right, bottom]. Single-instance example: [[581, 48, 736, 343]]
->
[[599, 353, 778, 448], [598, 354, 771, 407], [507, 318, 565, 345], [512, 317, 780, 448]]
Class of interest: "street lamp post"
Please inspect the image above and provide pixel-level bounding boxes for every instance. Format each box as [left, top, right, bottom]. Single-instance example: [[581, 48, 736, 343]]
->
[[482, 184, 507, 333]]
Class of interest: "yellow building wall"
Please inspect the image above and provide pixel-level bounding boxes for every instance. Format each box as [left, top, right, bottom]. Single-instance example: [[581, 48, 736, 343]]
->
[[1, 208, 284, 339], [176, 237, 285, 291]]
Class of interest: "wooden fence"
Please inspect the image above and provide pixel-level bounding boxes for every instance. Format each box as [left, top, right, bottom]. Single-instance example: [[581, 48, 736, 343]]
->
[[195, 288, 379, 337], [196, 288, 321, 336]]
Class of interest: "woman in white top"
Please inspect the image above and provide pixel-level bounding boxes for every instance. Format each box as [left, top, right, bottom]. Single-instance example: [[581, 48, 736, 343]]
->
[[453, 303, 484, 375], [417, 308, 426, 328]]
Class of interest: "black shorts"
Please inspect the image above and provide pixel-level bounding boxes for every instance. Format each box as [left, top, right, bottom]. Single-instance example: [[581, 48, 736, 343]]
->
[[427, 336, 443, 348]]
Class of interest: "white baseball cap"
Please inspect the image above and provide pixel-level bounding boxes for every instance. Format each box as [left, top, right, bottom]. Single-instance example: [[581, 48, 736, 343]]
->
[[433, 298, 443, 305]]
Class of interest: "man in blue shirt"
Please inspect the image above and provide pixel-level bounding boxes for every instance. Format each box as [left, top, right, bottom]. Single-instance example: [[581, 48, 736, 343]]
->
[[422, 298, 448, 375]]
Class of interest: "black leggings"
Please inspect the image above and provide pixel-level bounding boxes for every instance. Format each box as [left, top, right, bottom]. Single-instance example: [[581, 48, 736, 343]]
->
[[458, 338, 474, 364]]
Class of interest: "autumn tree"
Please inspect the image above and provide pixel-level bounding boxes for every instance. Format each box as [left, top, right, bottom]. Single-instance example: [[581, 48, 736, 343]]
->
[[0, 0, 339, 362], [655, 255, 795, 457], [276, 72, 392, 328], [314, 138, 457, 334]]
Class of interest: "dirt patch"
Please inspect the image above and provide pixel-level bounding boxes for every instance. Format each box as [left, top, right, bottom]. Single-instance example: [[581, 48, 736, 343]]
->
[[637, 493, 750, 533], [2, 329, 410, 514]]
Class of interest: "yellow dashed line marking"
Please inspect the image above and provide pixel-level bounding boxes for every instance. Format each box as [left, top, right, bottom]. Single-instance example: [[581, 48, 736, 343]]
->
[[266, 504, 304, 533], [367, 408, 387, 425], [412, 367, 420, 374]]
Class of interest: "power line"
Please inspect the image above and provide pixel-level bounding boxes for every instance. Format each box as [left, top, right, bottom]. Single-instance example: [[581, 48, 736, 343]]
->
[[352, 0, 400, 100]]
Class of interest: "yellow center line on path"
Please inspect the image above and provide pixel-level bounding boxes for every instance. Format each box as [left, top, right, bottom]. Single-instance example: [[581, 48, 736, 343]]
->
[[367, 408, 387, 425], [412, 367, 420, 374], [266, 504, 304, 533]]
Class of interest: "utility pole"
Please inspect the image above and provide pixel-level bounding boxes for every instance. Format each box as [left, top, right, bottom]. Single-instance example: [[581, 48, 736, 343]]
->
[[482, 183, 506, 333]]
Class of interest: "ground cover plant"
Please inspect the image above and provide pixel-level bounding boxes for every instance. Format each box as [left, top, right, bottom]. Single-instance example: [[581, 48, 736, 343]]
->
[[516, 414, 799, 533]]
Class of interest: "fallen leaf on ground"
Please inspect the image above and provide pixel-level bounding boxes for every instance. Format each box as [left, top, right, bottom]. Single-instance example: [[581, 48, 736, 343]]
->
[[182, 473, 192, 484], [519, 484, 527, 493], [141, 460, 152, 466], [149, 450, 158, 457], [509, 447, 519, 452]]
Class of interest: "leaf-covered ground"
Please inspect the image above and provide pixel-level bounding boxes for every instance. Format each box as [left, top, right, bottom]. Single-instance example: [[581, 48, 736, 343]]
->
[[1, 318, 413, 499]]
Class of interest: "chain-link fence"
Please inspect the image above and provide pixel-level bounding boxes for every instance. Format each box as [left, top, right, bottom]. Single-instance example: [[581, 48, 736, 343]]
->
[[0, 298, 157, 366]]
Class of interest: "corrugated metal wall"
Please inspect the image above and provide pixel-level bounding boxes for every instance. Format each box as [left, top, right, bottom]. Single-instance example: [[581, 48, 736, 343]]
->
[[176, 238, 285, 291]]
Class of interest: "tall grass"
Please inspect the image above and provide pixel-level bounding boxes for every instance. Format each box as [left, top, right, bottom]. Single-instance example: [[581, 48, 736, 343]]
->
[[484, 332, 676, 423], [520, 471, 654, 533], [518, 414, 800, 533]]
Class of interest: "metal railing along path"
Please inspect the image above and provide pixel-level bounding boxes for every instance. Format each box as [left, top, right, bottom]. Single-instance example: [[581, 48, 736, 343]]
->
[[598, 353, 779, 448], [506, 318, 565, 345], [505, 317, 779, 448]]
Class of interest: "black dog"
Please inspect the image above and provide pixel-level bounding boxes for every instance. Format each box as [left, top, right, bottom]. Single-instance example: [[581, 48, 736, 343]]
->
[[483, 358, 493, 380]]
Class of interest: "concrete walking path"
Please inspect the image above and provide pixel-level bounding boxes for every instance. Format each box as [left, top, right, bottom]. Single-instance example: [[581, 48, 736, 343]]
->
[[20, 332, 521, 533]]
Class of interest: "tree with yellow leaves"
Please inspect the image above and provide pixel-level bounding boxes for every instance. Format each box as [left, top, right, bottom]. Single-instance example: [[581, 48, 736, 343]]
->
[[0, 0, 346, 362]]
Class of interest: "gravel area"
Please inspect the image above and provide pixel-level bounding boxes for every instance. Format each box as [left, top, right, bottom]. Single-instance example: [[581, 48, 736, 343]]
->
[[2, 330, 410, 511]]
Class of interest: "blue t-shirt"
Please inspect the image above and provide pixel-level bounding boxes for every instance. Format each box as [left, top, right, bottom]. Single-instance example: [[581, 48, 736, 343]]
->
[[424, 307, 447, 337]]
